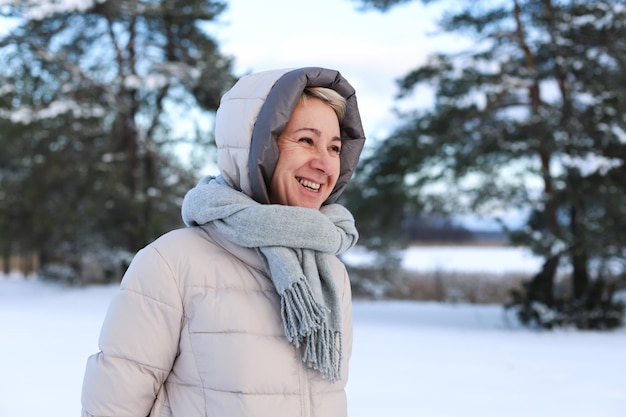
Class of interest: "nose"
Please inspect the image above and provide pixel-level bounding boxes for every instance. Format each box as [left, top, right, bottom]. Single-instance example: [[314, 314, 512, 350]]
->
[[310, 148, 338, 175]]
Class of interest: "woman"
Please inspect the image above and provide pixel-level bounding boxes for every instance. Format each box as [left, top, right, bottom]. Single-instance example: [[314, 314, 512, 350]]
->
[[81, 67, 366, 417]]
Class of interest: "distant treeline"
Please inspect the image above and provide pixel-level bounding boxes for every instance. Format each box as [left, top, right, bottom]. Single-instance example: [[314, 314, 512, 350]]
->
[[402, 215, 506, 244]]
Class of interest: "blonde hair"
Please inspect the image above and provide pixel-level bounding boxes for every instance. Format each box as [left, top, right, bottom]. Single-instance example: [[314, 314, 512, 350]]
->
[[302, 87, 346, 121]]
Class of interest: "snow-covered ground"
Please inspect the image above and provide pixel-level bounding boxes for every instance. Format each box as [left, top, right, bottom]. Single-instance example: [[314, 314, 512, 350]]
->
[[1, 246, 625, 417], [343, 245, 545, 274]]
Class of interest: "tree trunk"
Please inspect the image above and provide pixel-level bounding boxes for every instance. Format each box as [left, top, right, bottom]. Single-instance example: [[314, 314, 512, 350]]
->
[[514, 0, 560, 303], [2, 248, 10, 275], [570, 203, 590, 299], [571, 249, 590, 299], [528, 255, 560, 306]]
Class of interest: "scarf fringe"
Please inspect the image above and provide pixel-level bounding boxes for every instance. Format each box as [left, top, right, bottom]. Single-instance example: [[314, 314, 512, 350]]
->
[[303, 326, 343, 383], [280, 279, 342, 383]]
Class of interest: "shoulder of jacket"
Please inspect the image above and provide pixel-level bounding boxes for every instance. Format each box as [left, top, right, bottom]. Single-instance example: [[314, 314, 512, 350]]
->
[[142, 227, 224, 264], [148, 225, 265, 273], [147, 227, 208, 252]]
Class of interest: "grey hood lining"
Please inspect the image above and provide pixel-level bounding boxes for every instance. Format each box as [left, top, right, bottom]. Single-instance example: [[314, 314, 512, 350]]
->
[[248, 67, 366, 205]]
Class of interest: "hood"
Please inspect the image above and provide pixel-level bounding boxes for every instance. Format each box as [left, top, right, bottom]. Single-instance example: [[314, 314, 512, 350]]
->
[[215, 67, 366, 205]]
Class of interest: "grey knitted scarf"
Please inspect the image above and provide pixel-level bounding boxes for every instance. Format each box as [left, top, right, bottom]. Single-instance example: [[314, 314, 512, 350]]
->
[[181, 176, 358, 382]]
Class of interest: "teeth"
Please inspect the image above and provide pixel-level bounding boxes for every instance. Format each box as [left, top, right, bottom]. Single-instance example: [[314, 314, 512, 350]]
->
[[298, 178, 320, 191]]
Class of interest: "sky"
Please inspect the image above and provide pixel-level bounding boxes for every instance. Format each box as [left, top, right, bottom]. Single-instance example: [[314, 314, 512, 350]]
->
[[211, 0, 464, 139], [2, 247, 626, 417], [0, 0, 477, 144], [0, 0, 468, 150]]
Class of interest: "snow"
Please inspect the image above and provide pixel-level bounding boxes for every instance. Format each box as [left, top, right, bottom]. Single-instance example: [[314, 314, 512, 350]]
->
[[343, 245, 545, 274], [0, 100, 106, 124], [9, 0, 107, 21], [1, 273, 625, 417], [561, 152, 623, 176]]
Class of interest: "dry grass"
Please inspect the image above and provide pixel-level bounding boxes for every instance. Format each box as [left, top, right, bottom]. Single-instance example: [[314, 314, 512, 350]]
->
[[348, 265, 533, 304], [0, 254, 39, 276]]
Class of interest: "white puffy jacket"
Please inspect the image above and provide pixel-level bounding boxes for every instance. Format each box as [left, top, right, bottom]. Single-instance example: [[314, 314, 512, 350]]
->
[[81, 67, 366, 417]]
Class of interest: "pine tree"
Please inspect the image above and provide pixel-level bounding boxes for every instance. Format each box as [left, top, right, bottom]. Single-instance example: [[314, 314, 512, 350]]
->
[[0, 0, 236, 283], [349, 0, 626, 328]]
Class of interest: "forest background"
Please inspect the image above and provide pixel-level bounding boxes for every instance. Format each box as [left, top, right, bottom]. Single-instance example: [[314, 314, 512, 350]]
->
[[1, 0, 625, 330]]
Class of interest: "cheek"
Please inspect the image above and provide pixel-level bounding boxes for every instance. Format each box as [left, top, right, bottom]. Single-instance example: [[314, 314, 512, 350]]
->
[[282, 148, 307, 171], [275, 153, 294, 175], [332, 159, 341, 179]]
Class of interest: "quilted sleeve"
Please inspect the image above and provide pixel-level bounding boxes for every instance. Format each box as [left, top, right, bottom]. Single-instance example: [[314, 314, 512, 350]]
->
[[81, 246, 183, 417]]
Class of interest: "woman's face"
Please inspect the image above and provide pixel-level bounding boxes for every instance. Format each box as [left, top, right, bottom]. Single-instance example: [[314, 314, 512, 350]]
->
[[269, 97, 341, 209]]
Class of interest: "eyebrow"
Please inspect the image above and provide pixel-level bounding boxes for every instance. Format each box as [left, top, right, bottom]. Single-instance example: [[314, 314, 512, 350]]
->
[[293, 127, 342, 142]]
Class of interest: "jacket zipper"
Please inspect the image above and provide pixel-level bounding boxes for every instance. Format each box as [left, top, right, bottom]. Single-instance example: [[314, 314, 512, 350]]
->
[[299, 363, 311, 417]]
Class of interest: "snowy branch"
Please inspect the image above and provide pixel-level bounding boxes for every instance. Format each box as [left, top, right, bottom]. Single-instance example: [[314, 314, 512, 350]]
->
[[561, 153, 623, 177], [3, 0, 107, 20], [0, 99, 106, 124]]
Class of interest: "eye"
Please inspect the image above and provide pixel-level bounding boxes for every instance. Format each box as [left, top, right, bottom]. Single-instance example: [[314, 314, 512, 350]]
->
[[329, 144, 342, 155], [298, 137, 314, 146]]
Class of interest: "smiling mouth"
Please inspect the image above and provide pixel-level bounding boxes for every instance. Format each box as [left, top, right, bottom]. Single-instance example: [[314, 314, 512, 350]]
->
[[297, 177, 321, 192]]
